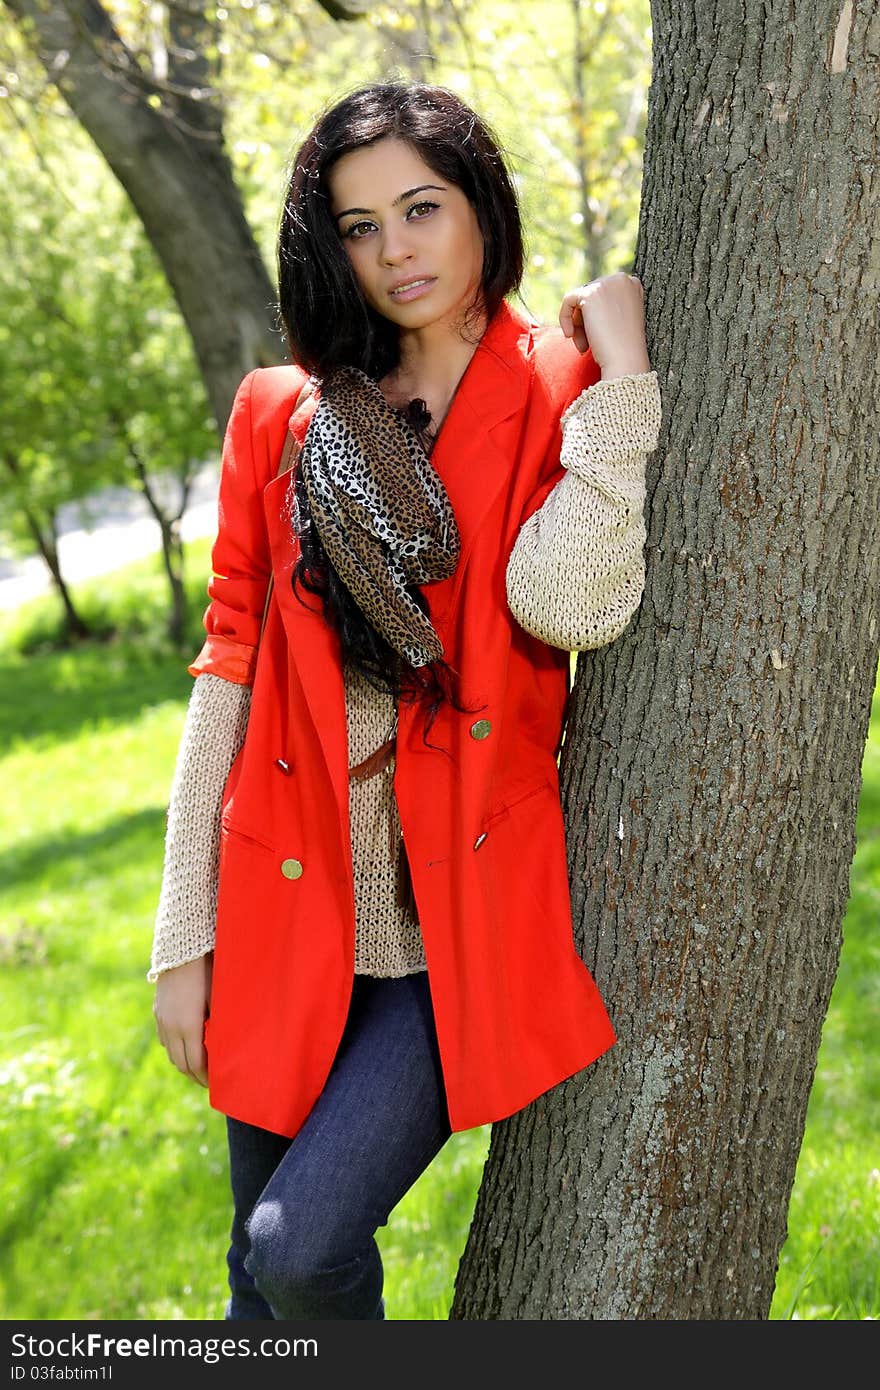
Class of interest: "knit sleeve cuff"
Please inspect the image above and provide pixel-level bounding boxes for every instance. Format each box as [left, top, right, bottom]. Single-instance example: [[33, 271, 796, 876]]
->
[[560, 370, 661, 493], [505, 371, 661, 652]]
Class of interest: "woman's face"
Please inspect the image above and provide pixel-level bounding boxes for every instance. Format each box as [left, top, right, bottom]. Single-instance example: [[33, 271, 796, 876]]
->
[[327, 136, 486, 333]]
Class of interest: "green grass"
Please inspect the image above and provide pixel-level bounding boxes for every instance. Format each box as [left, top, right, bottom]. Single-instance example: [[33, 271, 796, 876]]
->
[[0, 552, 877, 1320], [769, 694, 880, 1320]]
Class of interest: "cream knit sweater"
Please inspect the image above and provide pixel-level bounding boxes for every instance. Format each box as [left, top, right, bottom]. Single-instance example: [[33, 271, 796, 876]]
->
[[148, 370, 661, 982]]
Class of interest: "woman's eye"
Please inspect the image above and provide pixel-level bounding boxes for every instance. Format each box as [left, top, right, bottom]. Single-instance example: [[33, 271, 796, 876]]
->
[[343, 220, 375, 240], [341, 202, 438, 239]]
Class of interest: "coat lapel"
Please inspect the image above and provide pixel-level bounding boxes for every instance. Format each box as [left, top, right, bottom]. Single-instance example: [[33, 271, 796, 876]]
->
[[262, 298, 536, 821]]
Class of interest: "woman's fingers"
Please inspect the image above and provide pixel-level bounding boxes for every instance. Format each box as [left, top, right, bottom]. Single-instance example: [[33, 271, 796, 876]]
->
[[559, 295, 589, 354], [155, 1001, 209, 1089], [152, 957, 212, 1088], [164, 1030, 208, 1088], [182, 1034, 209, 1089]]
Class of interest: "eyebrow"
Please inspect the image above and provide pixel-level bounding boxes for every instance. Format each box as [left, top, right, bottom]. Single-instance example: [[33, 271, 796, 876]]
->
[[334, 184, 447, 221]]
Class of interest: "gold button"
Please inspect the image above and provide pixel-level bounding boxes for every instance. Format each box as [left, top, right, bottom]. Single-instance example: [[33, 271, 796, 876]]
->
[[280, 858, 303, 880], [470, 719, 492, 740], [473, 832, 488, 850]]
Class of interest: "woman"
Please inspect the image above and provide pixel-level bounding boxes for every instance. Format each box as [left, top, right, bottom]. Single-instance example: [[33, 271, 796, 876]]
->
[[149, 81, 661, 1321]]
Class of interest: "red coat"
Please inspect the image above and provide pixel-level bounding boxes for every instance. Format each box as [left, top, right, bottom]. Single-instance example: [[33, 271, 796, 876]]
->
[[192, 298, 616, 1138]]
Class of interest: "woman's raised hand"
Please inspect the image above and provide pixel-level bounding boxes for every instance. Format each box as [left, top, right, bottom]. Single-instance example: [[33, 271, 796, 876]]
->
[[559, 271, 652, 378], [153, 953, 213, 1089]]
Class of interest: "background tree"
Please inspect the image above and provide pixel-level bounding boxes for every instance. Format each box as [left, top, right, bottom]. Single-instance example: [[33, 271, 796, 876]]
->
[[451, 0, 880, 1318], [1, 0, 349, 428], [94, 227, 219, 649], [0, 127, 215, 644], [0, 132, 116, 641]]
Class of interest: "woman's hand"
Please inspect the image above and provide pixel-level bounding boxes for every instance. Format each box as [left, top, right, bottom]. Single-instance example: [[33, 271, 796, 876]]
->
[[559, 271, 652, 379], [153, 953, 213, 1088]]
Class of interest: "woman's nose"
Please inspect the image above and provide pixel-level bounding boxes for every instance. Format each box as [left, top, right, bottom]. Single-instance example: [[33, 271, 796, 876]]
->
[[380, 226, 415, 266]]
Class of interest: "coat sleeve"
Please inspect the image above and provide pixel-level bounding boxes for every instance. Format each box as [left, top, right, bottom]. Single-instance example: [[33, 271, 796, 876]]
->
[[505, 370, 661, 651], [187, 370, 272, 686]]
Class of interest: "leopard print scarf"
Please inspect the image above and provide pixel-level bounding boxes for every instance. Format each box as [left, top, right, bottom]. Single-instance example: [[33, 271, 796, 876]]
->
[[296, 365, 460, 668]]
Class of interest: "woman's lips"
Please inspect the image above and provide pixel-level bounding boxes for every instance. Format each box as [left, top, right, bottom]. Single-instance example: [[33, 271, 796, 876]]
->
[[388, 277, 436, 303]]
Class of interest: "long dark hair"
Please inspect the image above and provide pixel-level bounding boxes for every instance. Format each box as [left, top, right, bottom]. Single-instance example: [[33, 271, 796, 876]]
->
[[276, 82, 525, 740]]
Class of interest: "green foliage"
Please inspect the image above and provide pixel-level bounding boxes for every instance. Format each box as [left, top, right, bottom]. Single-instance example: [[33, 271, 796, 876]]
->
[[0, 130, 215, 561], [0, 551, 877, 1320]]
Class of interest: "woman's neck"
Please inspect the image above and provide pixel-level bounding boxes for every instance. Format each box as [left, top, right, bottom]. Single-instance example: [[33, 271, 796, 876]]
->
[[382, 305, 488, 428]]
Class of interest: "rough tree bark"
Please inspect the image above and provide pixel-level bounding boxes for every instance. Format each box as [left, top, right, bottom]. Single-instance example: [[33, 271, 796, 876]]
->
[[451, 0, 880, 1319], [2, 0, 365, 430]]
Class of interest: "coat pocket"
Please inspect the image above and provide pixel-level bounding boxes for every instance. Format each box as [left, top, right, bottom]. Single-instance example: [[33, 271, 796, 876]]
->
[[474, 776, 558, 848], [219, 817, 276, 855]]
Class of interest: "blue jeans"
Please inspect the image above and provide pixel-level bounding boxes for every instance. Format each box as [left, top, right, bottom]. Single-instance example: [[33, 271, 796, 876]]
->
[[224, 969, 452, 1320]]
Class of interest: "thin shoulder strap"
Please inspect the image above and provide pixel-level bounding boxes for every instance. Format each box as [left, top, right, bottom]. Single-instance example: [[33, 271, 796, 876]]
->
[[259, 376, 316, 642], [273, 376, 315, 481]]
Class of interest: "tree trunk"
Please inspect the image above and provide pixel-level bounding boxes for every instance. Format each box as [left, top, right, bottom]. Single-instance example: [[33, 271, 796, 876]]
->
[[1, 454, 92, 640], [451, 0, 880, 1319], [156, 514, 187, 648], [24, 505, 91, 641], [5, 0, 280, 431], [124, 439, 190, 648]]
